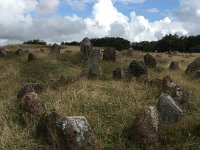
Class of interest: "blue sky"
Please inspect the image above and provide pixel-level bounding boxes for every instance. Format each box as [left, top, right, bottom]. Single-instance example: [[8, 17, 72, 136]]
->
[[0, 0, 200, 45]]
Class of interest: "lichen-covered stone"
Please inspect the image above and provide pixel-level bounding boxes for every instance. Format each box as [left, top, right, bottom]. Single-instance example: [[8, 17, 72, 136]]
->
[[56, 116, 101, 150], [128, 60, 147, 78], [80, 37, 93, 61], [103, 47, 116, 62], [50, 43, 61, 55], [157, 93, 183, 123], [169, 61, 180, 71], [130, 106, 159, 142]]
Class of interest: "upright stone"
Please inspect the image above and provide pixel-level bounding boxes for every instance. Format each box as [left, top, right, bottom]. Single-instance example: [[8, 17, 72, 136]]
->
[[185, 57, 200, 77], [157, 93, 183, 123], [56, 116, 101, 150], [19, 92, 47, 126], [28, 53, 36, 62], [50, 43, 61, 55], [87, 48, 102, 78], [169, 61, 180, 71], [128, 60, 147, 78], [80, 37, 93, 61], [130, 106, 159, 142], [103, 47, 116, 62], [144, 54, 156, 68]]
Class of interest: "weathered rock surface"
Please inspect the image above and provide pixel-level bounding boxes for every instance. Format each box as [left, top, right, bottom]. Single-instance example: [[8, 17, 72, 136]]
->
[[28, 53, 36, 62], [162, 75, 188, 109], [157, 93, 183, 123], [50, 43, 61, 55], [84, 48, 102, 79], [113, 68, 127, 79], [0, 48, 7, 57], [130, 106, 159, 142], [185, 57, 200, 76], [169, 61, 180, 71], [36, 111, 61, 145], [128, 60, 147, 78], [17, 83, 43, 99], [56, 116, 101, 150], [19, 92, 46, 125], [80, 37, 93, 61], [144, 54, 156, 68], [103, 47, 116, 62]]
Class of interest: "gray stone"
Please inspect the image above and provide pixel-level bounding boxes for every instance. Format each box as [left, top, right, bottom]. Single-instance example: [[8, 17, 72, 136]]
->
[[80, 37, 93, 61], [130, 106, 159, 142], [28, 53, 36, 62], [113, 68, 127, 79], [144, 54, 156, 68], [15, 48, 28, 56], [169, 61, 180, 71], [103, 47, 116, 62], [56, 116, 101, 150], [185, 57, 200, 76], [128, 60, 147, 78], [86, 48, 102, 78], [50, 43, 61, 55], [157, 93, 183, 123]]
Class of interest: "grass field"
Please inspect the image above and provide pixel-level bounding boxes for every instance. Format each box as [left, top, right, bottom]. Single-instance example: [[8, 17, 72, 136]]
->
[[0, 44, 200, 149]]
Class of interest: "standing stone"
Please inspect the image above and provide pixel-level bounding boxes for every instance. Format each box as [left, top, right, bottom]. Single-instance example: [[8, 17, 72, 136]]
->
[[162, 76, 188, 109], [17, 83, 43, 99], [0, 48, 7, 57], [128, 60, 147, 78], [19, 92, 47, 126], [185, 57, 200, 76], [144, 54, 156, 68], [56, 116, 101, 150], [103, 47, 116, 62], [36, 111, 61, 145], [50, 43, 61, 55], [15, 49, 28, 56], [112, 68, 127, 79], [169, 61, 180, 71], [80, 37, 93, 61], [157, 93, 183, 123], [28, 53, 36, 62], [130, 106, 159, 142], [87, 48, 102, 78]]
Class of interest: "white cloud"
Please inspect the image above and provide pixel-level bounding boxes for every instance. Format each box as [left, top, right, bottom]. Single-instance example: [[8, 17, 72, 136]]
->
[[113, 0, 146, 4], [146, 8, 159, 13]]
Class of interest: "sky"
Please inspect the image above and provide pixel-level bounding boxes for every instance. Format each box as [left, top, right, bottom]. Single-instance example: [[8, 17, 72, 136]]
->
[[0, 0, 200, 45]]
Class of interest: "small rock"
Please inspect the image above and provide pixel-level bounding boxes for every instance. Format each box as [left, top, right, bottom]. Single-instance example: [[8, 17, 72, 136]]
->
[[103, 47, 116, 62], [130, 106, 159, 142], [169, 61, 180, 71], [28, 53, 36, 62], [157, 93, 183, 123], [185, 57, 200, 76], [19, 92, 46, 126], [144, 54, 156, 68], [56, 116, 101, 150], [128, 60, 147, 78], [113, 68, 127, 79], [17, 83, 43, 99]]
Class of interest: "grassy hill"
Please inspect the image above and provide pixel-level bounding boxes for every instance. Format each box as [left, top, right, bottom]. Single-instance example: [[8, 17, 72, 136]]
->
[[0, 44, 200, 149]]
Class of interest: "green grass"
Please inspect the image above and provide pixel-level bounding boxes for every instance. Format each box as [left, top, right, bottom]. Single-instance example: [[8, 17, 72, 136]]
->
[[0, 45, 200, 149]]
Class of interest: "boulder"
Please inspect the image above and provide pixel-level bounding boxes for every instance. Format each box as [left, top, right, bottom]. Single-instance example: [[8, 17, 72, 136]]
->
[[169, 61, 180, 71], [86, 48, 102, 78], [113, 68, 127, 79], [50, 43, 61, 55], [130, 106, 159, 142], [28, 53, 36, 62], [17, 83, 43, 99], [15, 48, 29, 56], [80, 37, 93, 61], [162, 75, 188, 109], [128, 60, 147, 78], [185, 57, 200, 76], [144, 54, 156, 68], [19, 92, 47, 126], [0, 48, 7, 57], [36, 111, 61, 145], [103, 47, 116, 62], [157, 93, 183, 123], [56, 116, 101, 150]]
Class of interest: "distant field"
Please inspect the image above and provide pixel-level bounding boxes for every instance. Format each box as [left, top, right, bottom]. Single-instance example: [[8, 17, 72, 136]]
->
[[0, 44, 200, 149]]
